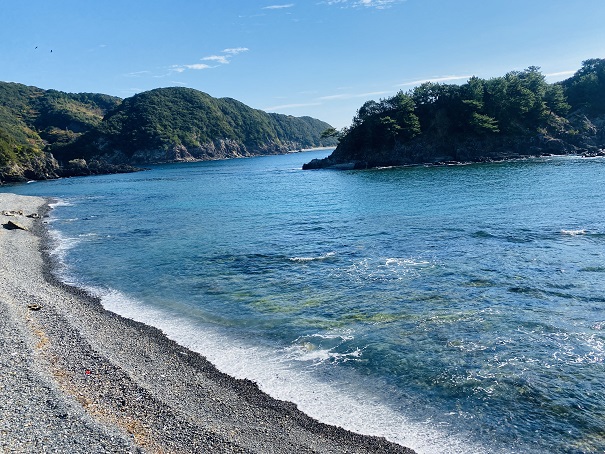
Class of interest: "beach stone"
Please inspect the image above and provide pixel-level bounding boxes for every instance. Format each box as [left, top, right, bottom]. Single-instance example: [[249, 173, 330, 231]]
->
[[2, 210, 24, 216], [3, 220, 28, 231]]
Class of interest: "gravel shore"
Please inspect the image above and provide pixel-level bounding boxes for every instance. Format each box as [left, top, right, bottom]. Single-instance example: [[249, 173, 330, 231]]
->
[[0, 193, 415, 453]]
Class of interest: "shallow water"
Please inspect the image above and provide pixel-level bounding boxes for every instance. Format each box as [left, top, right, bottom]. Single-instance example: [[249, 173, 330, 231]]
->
[[4, 150, 605, 453]]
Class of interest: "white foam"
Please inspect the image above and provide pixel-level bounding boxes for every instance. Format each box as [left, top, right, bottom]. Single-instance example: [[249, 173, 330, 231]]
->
[[46, 203, 83, 285], [285, 332, 362, 365], [48, 199, 74, 208], [91, 286, 488, 454], [47, 229, 80, 265], [560, 229, 587, 236], [336, 256, 435, 283], [385, 257, 431, 267], [289, 251, 337, 262]]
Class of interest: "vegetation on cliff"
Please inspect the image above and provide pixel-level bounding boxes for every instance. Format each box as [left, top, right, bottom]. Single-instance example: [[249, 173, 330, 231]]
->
[[55, 87, 336, 165], [304, 59, 605, 170], [0, 82, 123, 182], [561, 58, 605, 115], [0, 84, 336, 183]]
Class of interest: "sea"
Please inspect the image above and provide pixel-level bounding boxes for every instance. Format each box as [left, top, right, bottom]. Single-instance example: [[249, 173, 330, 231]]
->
[[3, 148, 605, 454]]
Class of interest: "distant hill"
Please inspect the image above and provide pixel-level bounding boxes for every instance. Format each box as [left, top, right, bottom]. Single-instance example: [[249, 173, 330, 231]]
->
[[304, 59, 605, 170], [55, 87, 336, 165], [0, 83, 337, 183]]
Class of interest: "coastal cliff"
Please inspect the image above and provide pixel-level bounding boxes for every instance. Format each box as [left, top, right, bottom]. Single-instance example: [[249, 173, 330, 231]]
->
[[0, 84, 336, 184], [304, 59, 605, 170]]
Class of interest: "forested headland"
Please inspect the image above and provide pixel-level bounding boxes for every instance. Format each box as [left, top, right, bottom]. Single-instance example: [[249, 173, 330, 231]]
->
[[0, 85, 337, 184], [304, 59, 605, 170]]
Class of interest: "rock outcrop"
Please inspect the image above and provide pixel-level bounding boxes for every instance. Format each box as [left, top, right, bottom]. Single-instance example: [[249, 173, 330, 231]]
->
[[305, 60, 605, 170], [304, 131, 604, 170]]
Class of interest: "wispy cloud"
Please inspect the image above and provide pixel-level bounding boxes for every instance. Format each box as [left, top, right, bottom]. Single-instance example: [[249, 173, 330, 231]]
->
[[171, 63, 213, 73], [318, 90, 390, 101], [223, 47, 249, 55], [125, 70, 152, 77], [202, 55, 230, 64], [545, 70, 575, 80], [264, 102, 322, 111], [171, 48, 249, 74], [265, 89, 392, 112], [324, 0, 404, 9], [263, 3, 295, 9], [265, 88, 394, 112], [397, 75, 472, 87]]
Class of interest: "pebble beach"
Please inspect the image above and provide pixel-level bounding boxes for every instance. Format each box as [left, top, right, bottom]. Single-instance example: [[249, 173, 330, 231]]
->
[[0, 193, 413, 453]]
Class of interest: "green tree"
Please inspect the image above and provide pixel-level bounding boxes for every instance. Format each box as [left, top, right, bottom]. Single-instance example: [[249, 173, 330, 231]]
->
[[321, 127, 339, 139], [562, 58, 605, 113], [387, 91, 421, 140]]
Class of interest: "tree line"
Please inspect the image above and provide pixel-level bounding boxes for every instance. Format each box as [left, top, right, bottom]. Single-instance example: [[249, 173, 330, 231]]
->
[[325, 59, 605, 155]]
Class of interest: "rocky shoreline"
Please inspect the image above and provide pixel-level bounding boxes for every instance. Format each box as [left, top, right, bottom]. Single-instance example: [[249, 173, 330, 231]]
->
[[303, 126, 605, 171], [0, 193, 414, 453], [0, 154, 143, 184]]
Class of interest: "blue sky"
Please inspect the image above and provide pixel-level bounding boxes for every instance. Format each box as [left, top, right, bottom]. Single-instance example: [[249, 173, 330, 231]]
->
[[1, 0, 604, 128]]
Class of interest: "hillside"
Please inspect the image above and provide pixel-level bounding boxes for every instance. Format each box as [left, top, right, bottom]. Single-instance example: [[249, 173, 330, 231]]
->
[[304, 59, 605, 170], [0, 82, 125, 182], [0, 84, 336, 183], [55, 88, 336, 165]]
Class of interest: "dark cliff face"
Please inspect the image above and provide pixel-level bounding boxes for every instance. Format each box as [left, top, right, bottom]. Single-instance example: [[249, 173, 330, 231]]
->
[[303, 119, 605, 170]]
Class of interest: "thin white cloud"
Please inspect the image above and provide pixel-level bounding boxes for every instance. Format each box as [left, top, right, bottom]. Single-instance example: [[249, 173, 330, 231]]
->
[[203, 55, 230, 64], [265, 90, 391, 112], [397, 75, 472, 87], [202, 48, 249, 65], [318, 90, 390, 101], [266, 90, 390, 112], [170, 48, 249, 74], [184, 63, 213, 70], [171, 63, 213, 73], [263, 3, 295, 9], [223, 47, 249, 55], [264, 102, 322, 110], [324, 0, 404, 9], [125, 70, 151, 77], [545, 70, 575, 80]]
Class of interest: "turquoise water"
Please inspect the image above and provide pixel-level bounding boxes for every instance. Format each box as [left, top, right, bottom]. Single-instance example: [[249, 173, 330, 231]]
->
[[4, 149, 605, 453]]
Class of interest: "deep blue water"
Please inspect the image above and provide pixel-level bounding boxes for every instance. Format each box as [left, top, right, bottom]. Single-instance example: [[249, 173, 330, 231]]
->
[[3, 149, 605, 453]]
